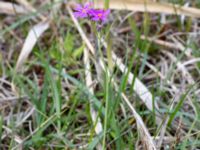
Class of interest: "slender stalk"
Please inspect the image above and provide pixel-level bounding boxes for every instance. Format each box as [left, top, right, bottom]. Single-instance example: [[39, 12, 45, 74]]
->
[[106, 32, 113, 72], [104, 0, 110, 9], [102, 71, 109, 150]]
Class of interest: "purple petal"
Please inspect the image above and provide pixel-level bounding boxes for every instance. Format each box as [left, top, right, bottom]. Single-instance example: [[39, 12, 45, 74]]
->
[[74, 12, 81, 18], [74, 4, 82, 11], [80, 14, 88, 18], [84, 2, 93, 8], [91, 17, 100, 21], [74, 12, 87, 18], [105, 9, 110, 15], [88, 9, 97, 15]]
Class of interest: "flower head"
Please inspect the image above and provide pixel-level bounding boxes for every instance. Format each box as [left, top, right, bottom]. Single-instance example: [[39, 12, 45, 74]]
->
[[73, 2, 92, 18], [89, 9, 110, 23], [73, 2, 110, 25]]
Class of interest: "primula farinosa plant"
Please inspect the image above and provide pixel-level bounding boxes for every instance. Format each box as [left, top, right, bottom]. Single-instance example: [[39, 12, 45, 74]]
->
[[73, 2, 110, 24], [74, 3, 113, 148], [73, 2, 112, 72]]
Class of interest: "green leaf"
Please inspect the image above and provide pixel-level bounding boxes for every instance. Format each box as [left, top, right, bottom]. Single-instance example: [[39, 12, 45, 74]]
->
[[64, 32, 74, 55], [0, 115, 3, 142], [168, 87, 192, 126], [87, 132, 103, 150], [72, 45, 84, 58]]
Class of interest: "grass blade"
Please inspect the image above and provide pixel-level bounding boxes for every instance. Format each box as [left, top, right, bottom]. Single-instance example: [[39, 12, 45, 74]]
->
[[91, 0, 200, 18]]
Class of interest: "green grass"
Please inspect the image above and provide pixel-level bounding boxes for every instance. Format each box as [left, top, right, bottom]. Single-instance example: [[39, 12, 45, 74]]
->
[[1, 0, 200, 149]]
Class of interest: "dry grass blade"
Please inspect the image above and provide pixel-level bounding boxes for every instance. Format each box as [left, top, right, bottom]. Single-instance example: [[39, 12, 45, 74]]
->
[[140, 35, 190, 57], [93, 0, 200, 18], [16, 0, 36, 12], [164, 51, 195, 84], [143, 59, 178, 92], [66, 7, 95, 54], [100, 39, 160, 115], [156, 103, 174, 150], [2, 126, 23, 146], [113, 50, 158, 112], [16, 20, 49, 71], [83, 48, 103, 150], [16, 107, 35, 127], [183, 58, 200, 66], [120, 93, 156, 150], [170, 35, 192, 57], [15, 0, 46, 20], [0, 2, 28, 15]]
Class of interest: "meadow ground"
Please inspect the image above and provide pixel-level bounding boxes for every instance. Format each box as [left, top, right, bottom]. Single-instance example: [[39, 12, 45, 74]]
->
[[1, 0, 200, 149]]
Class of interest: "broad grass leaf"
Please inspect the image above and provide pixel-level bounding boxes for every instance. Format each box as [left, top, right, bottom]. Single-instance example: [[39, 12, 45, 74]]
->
[[16, 20, 49, 71], [93, 0, 200, 18]]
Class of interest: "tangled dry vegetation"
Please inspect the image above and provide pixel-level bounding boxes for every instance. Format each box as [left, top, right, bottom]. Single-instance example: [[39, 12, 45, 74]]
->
[[1, 0, 200, 149]]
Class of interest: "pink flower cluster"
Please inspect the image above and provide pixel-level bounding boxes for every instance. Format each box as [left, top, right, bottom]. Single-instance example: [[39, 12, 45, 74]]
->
[[73, 2, 110, 23]]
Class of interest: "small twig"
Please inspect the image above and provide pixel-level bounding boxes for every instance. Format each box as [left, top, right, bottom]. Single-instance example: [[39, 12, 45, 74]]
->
[[0, 96, 27, 103]]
